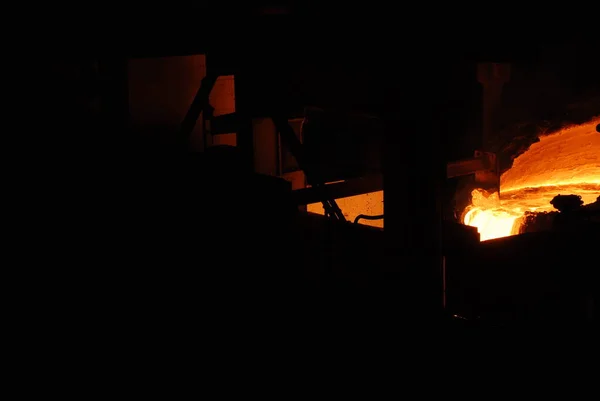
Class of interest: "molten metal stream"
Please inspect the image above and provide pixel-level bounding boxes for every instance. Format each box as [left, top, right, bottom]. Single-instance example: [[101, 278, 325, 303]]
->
[[463, 119, 600, 241]]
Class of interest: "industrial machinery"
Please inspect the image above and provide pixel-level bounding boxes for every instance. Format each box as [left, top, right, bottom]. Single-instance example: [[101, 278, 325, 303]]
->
[[180, 68, 348, 220], [177, 55, 385, 224], [446, 150, 499, 192], [143, 54, 597, 325], [58, 15, 597, 326]]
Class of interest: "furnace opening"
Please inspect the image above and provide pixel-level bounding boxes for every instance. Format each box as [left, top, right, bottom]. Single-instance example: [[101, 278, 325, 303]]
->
[[463, 119, 600, 241]]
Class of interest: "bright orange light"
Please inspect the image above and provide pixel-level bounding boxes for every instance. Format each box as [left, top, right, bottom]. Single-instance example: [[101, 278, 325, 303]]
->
[[307, 191, 383, 228], [463, 119, 600, 241]]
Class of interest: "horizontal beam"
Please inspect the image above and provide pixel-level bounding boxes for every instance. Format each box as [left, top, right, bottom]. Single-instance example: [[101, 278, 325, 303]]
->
[[446, 157, 488, 178], [209, 113, 240, 135], [292, 174, 383, 205]]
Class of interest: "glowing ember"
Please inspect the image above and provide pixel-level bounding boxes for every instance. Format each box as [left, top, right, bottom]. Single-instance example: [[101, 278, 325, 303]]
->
[[463, 119, 600, 241]]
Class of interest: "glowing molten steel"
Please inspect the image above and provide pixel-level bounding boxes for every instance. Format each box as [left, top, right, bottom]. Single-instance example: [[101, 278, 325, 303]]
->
[[463, 119, 600, 241]]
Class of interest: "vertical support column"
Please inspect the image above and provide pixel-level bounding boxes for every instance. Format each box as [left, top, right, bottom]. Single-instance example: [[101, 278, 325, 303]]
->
[[382, 74, 445, 323], [233, 69, 255, 172], [383, 116, 444, 321], [477, 63, 510, 151], [253, 117, 279, 176]]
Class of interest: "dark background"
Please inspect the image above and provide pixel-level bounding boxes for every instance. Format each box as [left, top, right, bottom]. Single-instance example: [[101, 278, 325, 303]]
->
[[30, 6, 598, 162], [6, 5, 598, 348]]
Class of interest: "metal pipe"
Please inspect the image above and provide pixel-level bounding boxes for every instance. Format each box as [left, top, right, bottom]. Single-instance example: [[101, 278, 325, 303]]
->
[[354, 214, 384, 224]]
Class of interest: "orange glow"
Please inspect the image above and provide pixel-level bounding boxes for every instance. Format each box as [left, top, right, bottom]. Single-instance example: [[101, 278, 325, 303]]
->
[[463, 119, 600, 241], [307, 191, 383, 228]]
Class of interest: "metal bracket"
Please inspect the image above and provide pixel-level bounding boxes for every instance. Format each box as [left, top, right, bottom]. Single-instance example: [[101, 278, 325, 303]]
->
[[447, 150, 500, 191], [474, 150, 499, 191]]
